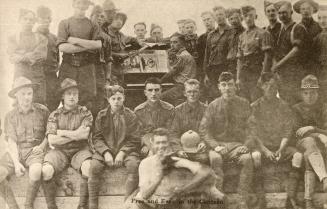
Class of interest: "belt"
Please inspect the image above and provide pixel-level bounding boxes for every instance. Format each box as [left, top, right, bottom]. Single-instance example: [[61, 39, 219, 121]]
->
[[62, 52, 96, 67]]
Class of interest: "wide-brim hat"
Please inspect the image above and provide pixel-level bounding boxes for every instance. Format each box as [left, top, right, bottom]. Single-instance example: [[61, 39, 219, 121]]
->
[[293, 0, 319, 14], [102, 0, 119, 11], [8, 77, 38, 98], [58, 78, 79, 96]]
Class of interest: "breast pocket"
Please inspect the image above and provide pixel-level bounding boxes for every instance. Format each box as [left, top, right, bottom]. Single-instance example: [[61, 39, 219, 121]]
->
[[33, 121, 46, 143]]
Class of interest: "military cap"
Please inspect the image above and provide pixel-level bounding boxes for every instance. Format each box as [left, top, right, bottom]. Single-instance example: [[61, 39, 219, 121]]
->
[[274, 1, 292, 11], [226, 8, 241, 18], [102, 0, 118, 11], [218, 72, 234, 82], [36, 6, 52, 18], [104, 84, 124, 99], [241, 5, 256, 16], [9, 77, 38, 98], [301, 74, 319, 89], [150, 23, 162, 34], [73, 0, 93, 5], [115, 12, 127, 24], [181, 130, 201, 153], [58, 78, 79, 95], [90, 5, 103, 17], [264, 0, 275, 10], [293, 0, 319, 14]]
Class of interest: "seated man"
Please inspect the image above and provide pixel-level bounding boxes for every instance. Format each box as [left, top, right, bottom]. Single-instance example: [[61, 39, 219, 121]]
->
[[248, 72, 303, 209], [134, 77, 174, 157], [1, 77, 49, 209], [292, 75, 327, 209], [89, 85, 141, 209], [128, 128, 224, 209], [41, 78, 93, 209], [199, 72, 254, 209], [161, 33, 197, 106]]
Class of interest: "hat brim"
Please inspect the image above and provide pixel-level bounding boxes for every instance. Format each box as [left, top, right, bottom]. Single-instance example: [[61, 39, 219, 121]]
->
[[57, 85, 80, 96], [183, 147, 198, 153], [293, 0, 319, 14], [8, 83, 39, 98]]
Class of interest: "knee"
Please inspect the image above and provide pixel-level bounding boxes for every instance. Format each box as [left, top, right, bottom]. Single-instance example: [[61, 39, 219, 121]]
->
[[80, 160, 91, 178], [0, 166, 9, 182], [125, 159, 140, 175], [209, 150, 223, 167], [292, 152, 303, 168], [251, 151, 262, 169], [302, 137, 319, 156], [89, 160, 105, 177], [29, 163, 42, 181], [42, 163, 55, 181]]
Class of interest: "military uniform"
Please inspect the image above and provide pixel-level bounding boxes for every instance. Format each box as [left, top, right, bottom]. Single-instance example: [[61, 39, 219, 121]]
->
[[265, 22, 282, 49], [237, 26, 272, 102], [89, 106, 141, 209], [134, 100, 174, 152], [7, 32, 48, 104], [227, 25, 245, 75], [57, 16, 101, 109]]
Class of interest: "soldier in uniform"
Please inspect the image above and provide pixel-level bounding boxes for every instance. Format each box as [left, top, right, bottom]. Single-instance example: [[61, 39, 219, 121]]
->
[[226, 8, 245, 76], [293, 0, 321, 75], [41, 78, 93, 209], [293, 75, 327, 209], [203, 6, 233, 101], [7, 9, 48, 105], [36, 6, 60, 112], [199, 72, 254, 209], [1, 77, 49, 209], [88, 85, 141, 209], [264, 1, 282, 49], [248, 72, 303, 209], [161, 33, 197, 106], [134, 77, 174, 157], [236, 6, 273, 102], [134, 22, 147, 43], [272, 1, 308, 105], [57, 0, 102, 112]]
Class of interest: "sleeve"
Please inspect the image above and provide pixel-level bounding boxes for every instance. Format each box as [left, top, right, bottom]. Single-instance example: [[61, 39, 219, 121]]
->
[[92, 113, 111, 155], [261, 30, 272, 52], [81, 109, 93, 127], [120, 112, 141, 154], [57, 20, 69, 47], [46, 112, 58, 136], [91, 22, 102, 41], [236, 35, 243, 58], [25, 34, 48, 65], [199, 105, 219, 149], [321, 104, 327, 130], [291, 24, 307, 48], [169, 55, 186, 74], [4, 113, 17, 142]]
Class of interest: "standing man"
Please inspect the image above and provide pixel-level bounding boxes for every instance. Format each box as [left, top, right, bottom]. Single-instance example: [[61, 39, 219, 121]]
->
[[293, 75, 327, 209], [145, 24, 165, 43], [134, 77, 174, 157], [236, 6, 273, 102], [226, 8, 245, 75], [102, 0, 118, 28], [57, 0, 102, 112], [134, 22, 147, 42], [248, 72, 303, 209], [264, 1, 282, 49], [89, 85, 141, 209], [2, 77, 49, 209], [203, 6, 233, 101], [161, 33, 197, 106], [272, 1, 308, 105], [41, 78, 93, 209], [177, 19, 187, 35], [199, 72, 254, 209], [183, 19, 198, 60], [36, 6, 60, 111], [293, 0, 321, 75]]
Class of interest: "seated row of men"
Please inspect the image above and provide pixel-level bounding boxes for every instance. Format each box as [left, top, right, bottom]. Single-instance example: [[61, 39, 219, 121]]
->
[[1, 71, 327, 209]]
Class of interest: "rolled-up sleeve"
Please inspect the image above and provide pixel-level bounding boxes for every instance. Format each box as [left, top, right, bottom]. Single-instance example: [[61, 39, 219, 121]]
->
[[261, 30, 272, 52], [57, 20, 69, 47], [291, 24, 307, 48]]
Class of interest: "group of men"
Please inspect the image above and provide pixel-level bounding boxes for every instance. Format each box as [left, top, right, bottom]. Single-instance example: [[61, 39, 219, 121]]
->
[[2, 0, 327, 209]]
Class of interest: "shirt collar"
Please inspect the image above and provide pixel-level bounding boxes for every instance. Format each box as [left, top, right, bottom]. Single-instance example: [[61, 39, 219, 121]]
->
[[62, 105, 79, 114], [302, 17, 314, 27], [282, 21, 295, 30], [185, 101, 201, 111], [215, 23, 230, 33]]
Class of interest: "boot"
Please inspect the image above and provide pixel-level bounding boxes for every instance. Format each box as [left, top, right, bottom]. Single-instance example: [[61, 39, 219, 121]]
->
[[305, 199, 317, 209], [308, 152, 327, 182], [286, 169, 301, 209], [238, 155, 254, 209], [42, 179, 58, 209], [77, 177, 89, 209], [88, 178, 100, 209], [304, 171, 316, 204], [24, 180, 41, 209], [0, 180, 19, 209], [253, 168, 267, 209]]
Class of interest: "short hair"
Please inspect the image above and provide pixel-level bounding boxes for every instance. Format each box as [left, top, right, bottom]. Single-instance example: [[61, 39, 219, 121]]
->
[[184, 79, 200, 88], [218, 72, 235, 82], [275, 1, 292, 11], [144, 77, 162, 88], [19, 9, 35, 20], [177, 19, 187, 24], [201, 11, 214, 18], [170, 32, 186, 44], [150, 23, 162, 34], [104, 84, 124, 98], [36, 6, 52, 19], [134, 22, 146, 29], [152, 128, 170, 138], [226, 8, 241, 18], [213, 6, 226, 12], [241, 5, 256, 16], [184, 19, 196, 26], [114, 12, 127, 25], [90, 5, 103, 17]]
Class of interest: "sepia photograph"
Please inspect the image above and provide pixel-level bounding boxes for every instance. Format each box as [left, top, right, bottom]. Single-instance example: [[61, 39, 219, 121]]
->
[[0, 0, 327, 208]]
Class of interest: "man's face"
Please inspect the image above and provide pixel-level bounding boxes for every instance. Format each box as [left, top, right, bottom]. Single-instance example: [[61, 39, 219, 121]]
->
[[265, 4, 278, 22], [20, 12, 36, 31], [151, 135, 169, 154], [261, 79, 278, 99], [184, 84, 200, 103], [178, 23, 185, 34], [201, 14, 215, 31], [318, 11, 327, 29], [170, 36, 182, 51], [91, 12, 106, 26], [214, 9, 226, 25], [72, 0, 90, 12], [184, 22, 196, 35], [151, 28, 163, 40], [218, 79, 237, 98], [104, 10, 116, 25], [62, 88, 79, 107], [37, 15, 51, 29], [15, 87, 33, 108], [228, 13, 242, 27], [243, 10, 257, 27], [301, 89, 319, 106], [300, 2, 314, 18], [108, 92, 125, 112], [144, 83, 162, 103], [111, 17, 124, 30], [134, 24, 147, 39], [278, 4, 292, 24]]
